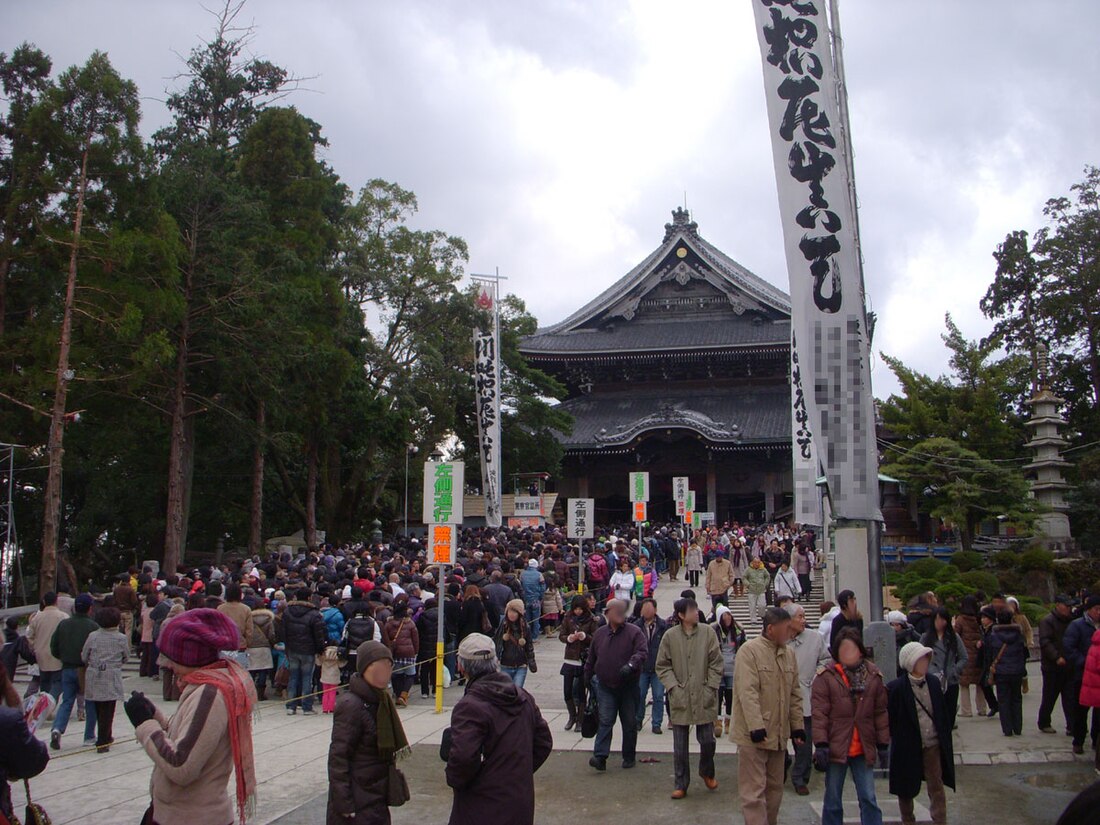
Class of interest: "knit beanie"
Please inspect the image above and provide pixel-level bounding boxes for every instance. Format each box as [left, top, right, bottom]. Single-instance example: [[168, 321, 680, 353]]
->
[[506, 598, 526, 618], [898, 641, 933, 674], [355, 640, 393, 676], [157, 608, 241, 667]]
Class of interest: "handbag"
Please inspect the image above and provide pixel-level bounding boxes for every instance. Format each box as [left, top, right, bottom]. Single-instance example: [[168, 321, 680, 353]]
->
[[984, 645, 1006, 688], [24, 779, 51, 825], [580, 691, 599, 738], [273, 663, 290, 690], [480, 609, 492, 634], [387, 762, 411, 807]]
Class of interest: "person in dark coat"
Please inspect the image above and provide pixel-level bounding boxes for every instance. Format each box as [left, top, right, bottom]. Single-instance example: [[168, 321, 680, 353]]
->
[[441, 633, 552, 825], [887, 642, 955, 825], [326, 641, 410, 825], [829, 589, 864, 652], [986, 611, 1029, 736], [1, 700, 49, 822], [1037, 595, 1077, 735], [417, 598, 441, 699], [457, 585, 489, 643], [278, 587, 327, 715]]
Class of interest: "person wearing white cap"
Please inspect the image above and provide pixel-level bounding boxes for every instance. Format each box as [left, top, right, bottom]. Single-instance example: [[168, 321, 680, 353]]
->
[[886, 642, 955, 825], [887, 611, 919, 674]]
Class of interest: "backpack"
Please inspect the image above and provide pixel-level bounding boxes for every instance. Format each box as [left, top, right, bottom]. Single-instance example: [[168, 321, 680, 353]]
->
[[342, 614, 376, 651], [586, 554, 608, 584]]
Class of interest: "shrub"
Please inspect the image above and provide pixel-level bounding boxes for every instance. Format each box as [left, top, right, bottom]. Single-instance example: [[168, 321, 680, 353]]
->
[[949, 550, 984, 572], [905, 558, 947, 580], [935, 565, 961, 583], [895, 577, 940, 606], [1016, 596, 1046, 626], [960, 570, 1000, 596], [990, 551, 1018, 570], [1018, 549, 1055, 573], [934, 581, 973, 608]]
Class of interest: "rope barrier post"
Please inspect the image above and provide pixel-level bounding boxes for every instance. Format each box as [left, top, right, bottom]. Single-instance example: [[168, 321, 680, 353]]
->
[[435, 562, 447, 714]]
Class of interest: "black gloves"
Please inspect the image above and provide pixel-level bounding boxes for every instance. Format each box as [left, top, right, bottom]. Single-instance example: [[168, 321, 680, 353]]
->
[[791, 729, 806, 746], [812, 745, 830, 772], [124, 691, 156, 728], [439, 727, 453, 762], [749, 728, 767, 743], [618, 664, 634, 681], [877, 744, 890, 768]]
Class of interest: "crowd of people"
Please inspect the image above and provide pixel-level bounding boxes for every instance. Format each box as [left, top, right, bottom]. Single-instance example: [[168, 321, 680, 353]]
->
[[1, 518, 1099, 825]]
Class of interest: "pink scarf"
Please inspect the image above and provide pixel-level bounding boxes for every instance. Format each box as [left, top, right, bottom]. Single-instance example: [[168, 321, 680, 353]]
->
[[181, 660, 257, 824]]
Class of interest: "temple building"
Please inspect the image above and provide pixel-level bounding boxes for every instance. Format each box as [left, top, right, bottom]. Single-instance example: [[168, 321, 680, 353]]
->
[[520, 208, 795, 525]]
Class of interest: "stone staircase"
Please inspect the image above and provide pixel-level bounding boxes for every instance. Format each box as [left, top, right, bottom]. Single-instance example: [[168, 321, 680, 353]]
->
[[720, 576, 826, 638]]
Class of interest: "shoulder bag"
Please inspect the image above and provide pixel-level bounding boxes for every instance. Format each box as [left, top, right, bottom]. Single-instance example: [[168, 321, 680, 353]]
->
[[984, 644, 1006, 687]]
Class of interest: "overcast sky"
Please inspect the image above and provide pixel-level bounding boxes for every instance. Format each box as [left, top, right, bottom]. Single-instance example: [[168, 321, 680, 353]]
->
[[5, 1, 1097, 399]]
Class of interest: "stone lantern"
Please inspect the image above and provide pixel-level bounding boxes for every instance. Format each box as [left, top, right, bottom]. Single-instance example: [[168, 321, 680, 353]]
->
[[1024, 344, 1072, 548]]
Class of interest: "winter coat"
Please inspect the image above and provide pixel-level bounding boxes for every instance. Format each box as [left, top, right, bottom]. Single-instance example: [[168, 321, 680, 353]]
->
[[920, 631, 968, 688], [1063, 616, 1098, 672], [773, 568, 802, 600], [1, 628, 34, 680], [886, 673, 956, 799], [655, 621, 724, 726], [51, 614, 100, 669], [705, 558, 735, 596], [80, 628, 129, 702], [713, 605, 747, 680], [326, 675, 392, 825], [279, 601, 327, 656], [1079, 629, 1100, 708], [986, 623, 1028, 681], [216, 601, 253, 650], [26, 606, 66, 673], [811, 662, 889, 765], [317, 646, 346, 686], [519, 568, 546, 605], [630, 615, 669, 673], [0, 705, 49, 821], [790, 628, 830, 713], [417, 606, 440, 659], [383, 617, 419, 660], [322, 606, 347, 644], [685, 544, 704, 573], [609, 570, 636, 602], [458, 598, 489, 641], [954, 614, 984, 685], [730, 635, 803, 751], [248, 609, 276, 649], [559, 611, 599, 664], [343, 614, 378, 651], [541, 589, 563, 619], [792, 549, 813, 576], [445, 671, 553, 825], [743, 565, 771, 596], [494, 619, 537, 671], [1038, 610, 1074, 672], [584, 621, 647, 689]]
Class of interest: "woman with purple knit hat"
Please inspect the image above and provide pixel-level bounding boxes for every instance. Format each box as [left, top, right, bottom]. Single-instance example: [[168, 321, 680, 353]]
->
[[124, 608, 257, 825]]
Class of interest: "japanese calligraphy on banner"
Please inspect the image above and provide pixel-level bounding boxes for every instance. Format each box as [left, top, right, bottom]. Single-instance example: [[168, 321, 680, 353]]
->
[[792, 329, 824, 525], [422, 460, 465, 525], [673, 476, 689, 503], [567, 498, 594, 539], [629, 472, 649, 503], [473, 281, 502, 527], [752, 0, 880, 520], [686, 490, 695, 512], [632, 501, 647, 523], [428, 523, 457, 565]]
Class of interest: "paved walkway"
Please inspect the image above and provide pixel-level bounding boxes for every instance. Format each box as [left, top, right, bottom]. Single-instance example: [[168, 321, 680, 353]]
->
[[10, 583, 1097, 824]]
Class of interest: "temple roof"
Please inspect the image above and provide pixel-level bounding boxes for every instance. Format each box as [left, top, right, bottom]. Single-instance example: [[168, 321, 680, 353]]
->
[[521, 208, 791, 359], [553, 384, 790, 450]]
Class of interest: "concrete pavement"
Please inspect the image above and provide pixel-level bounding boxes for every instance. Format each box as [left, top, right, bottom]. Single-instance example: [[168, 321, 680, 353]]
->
[[10, 582, 1097, 823]]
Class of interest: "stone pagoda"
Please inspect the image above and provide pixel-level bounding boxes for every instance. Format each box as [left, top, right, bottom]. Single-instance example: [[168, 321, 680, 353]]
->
[[1023, 344, 1073, 548]]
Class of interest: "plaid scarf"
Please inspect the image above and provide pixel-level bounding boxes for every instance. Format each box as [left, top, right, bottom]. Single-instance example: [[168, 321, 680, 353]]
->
[[182, 659, 257, 824]]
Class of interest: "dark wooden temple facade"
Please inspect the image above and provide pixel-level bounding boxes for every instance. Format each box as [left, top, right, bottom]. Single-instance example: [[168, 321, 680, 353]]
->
[[520, 209, 795, 525]]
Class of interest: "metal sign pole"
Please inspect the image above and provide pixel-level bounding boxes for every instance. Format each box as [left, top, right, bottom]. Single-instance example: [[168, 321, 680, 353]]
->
[[436, 562, 447, 714]]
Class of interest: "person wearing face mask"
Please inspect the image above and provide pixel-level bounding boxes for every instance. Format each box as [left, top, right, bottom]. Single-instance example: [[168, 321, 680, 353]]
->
[[731, 607, 805, 825], [886, 642, 955, 825]]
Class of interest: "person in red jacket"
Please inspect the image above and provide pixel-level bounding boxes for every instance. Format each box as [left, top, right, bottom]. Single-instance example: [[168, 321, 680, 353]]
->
[[1078, 627, 1100, 772]]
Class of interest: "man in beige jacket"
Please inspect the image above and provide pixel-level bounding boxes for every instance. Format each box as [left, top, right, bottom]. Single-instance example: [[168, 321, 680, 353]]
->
[[26, 591, 66, 698], [731, 606, 805, 825], [705, 554, 735, 614]]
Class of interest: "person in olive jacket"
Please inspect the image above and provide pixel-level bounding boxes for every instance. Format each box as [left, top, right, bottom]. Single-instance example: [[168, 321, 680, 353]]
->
[[811, 627, 890, 825], [326, 641, 410, 825], [887, 642, 955, 825]]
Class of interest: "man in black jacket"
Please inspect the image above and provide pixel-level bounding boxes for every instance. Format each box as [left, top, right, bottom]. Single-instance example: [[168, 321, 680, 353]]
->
[[631, 598, 668, 734], [279, 587, 326, 716], [1038, 595, 1077, 735], [585, 599, 648, 771]]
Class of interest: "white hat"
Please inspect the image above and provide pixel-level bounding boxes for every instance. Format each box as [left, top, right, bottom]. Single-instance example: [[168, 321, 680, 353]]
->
[[898, 641, 934, 674], [887, 610, 908, 626], [342, 585, 353, 600], [457, 633, 496, 660], [528, 559, 538, 568]]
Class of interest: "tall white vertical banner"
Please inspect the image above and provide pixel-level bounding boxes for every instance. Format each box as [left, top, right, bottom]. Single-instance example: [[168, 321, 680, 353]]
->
[[752, 0, 879, 521], [474, 282, 502, 527]]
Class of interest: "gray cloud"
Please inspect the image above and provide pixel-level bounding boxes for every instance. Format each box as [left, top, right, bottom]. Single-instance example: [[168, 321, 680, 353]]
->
[[4, 0, 1096, 398]]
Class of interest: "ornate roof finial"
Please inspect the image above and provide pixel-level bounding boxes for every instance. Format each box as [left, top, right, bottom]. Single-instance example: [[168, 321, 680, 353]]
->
[[663, 207, 698, 242]]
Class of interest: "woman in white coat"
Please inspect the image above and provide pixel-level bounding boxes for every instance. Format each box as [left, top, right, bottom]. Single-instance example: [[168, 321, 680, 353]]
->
[[772, 560, 802, 603]]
